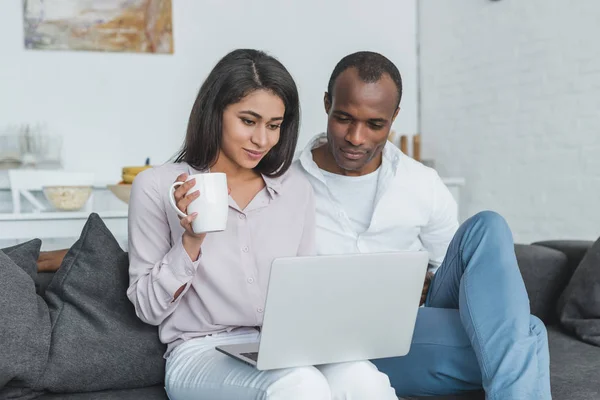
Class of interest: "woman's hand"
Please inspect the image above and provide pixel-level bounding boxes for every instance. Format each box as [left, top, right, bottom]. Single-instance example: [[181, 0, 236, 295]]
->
[[173, 173, 206, 259]]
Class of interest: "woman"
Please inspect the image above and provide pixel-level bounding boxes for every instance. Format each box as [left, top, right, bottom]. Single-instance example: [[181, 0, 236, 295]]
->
[[127, 49, 397, 400]]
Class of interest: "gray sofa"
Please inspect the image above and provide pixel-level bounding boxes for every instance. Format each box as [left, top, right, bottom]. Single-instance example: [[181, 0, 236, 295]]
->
[[25, 240, 600, 399]]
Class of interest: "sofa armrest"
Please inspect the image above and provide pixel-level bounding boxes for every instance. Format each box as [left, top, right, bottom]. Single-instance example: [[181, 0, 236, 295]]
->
[[514, 244, 569, 325], [532, 240, 594, 279]]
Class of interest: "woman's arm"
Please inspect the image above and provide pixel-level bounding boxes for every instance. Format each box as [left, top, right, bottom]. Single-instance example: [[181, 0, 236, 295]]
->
[[126, 168, 201, 326]]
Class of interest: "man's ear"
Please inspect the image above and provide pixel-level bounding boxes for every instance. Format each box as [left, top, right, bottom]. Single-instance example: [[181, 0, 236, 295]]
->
[[324, 92, 332, 114], [391, 106, 400, 122]]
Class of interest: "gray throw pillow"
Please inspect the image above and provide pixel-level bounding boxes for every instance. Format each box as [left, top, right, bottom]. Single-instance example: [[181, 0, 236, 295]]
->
[[0, 249, 51, 397], [0, 386, 44, 400], [514, 244, 569, 324], [38, 213, 166, 393], [1, 239, 42, 283], [557, 236, 600, 346]]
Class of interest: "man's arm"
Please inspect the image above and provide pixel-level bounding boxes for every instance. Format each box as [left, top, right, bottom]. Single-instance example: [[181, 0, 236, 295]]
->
[[37, 249, 69, 272], [419, 172, 459, 268], [420, 271, 434, 306]]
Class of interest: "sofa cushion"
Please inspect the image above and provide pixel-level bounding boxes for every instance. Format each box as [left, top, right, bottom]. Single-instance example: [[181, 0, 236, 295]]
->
[[547, 325, 600, 399], [514, 244, 569, 324], [404, 392, 484, 400], [0, 387, 44, 400], [556, 236, 600, 346], [35, 385, 168, 400], [533, 240, 593, 279], [0, 248, 50, 398], [38, 213, 166, 392], [2, 239, 42, 283], [37, 271, 55, 297]]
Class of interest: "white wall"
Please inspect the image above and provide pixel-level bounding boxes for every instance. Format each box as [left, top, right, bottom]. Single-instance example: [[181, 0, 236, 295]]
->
[[419, 0, 600, 243], [0, 0, 418, 184]]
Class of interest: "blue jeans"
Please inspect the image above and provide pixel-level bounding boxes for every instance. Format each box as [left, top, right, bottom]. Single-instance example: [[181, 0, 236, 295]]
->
[[372, 211, 552, 399]]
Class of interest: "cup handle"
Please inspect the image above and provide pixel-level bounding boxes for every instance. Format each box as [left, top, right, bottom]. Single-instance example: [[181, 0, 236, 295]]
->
[[169, 181, 188, 219]]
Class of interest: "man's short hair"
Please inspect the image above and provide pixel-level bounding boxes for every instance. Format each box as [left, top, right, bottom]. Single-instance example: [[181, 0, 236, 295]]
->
[[327, 51, 403, 108]]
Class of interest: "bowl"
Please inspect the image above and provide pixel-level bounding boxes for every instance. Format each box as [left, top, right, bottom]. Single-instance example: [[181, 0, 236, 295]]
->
[[43, 186, 93, 211], [107, 184, 132, 204]]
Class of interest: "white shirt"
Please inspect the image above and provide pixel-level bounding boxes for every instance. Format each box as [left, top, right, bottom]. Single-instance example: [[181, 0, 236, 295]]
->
[[295, 133, 459, 267], [320, 167, 380, 234]]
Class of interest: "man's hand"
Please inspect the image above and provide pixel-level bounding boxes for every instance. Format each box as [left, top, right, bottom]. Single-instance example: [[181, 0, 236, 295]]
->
[[37, 249, 69, 272], [420, 271, 434, 306]]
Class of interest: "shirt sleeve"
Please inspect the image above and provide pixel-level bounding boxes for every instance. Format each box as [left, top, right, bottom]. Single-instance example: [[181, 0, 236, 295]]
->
[[297, 184, 317, 256], [126, 168, 201, 326], [419, 170, 459, 269]]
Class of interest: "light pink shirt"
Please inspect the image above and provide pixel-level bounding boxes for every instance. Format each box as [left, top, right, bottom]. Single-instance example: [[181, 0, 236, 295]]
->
[[127, 162, 316, 356]]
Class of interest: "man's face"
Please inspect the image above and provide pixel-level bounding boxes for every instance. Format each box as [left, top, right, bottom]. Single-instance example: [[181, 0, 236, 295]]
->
[[324, 68, 399, 176]]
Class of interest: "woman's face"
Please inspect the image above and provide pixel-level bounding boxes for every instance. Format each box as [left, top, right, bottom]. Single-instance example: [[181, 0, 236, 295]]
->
[[220, 89, 285, 171]]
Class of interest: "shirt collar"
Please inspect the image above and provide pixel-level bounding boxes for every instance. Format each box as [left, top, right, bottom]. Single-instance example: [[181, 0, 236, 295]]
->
[[261, 173, 283, 197], [298, 133, 403, 180], [188, 163, 283, 198]]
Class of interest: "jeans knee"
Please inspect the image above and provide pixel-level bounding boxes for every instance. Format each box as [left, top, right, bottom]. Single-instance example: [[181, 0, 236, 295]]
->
[[464, 211, 513, 245], [472, 210, 509, 231]]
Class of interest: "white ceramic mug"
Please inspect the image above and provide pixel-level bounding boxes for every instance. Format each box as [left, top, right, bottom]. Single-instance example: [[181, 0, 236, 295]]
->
[[168, 173, 229, 234]]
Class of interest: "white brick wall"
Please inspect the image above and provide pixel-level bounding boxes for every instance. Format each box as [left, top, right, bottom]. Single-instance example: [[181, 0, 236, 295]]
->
[[419, 0, 600, 243]]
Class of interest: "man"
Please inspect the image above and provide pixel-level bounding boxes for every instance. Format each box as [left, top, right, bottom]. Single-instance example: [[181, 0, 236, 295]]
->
[[295, 51, 551, 399]]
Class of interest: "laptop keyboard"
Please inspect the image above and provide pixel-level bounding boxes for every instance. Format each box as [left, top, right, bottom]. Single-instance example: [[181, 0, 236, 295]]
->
[[241, 352, 259, 362]]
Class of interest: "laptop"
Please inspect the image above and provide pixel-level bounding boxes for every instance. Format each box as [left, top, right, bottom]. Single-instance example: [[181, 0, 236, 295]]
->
[[216, 251, 429, 370]]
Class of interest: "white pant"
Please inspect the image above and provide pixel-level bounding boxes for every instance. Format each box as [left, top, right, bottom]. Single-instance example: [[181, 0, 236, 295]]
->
[[165, 329, 398, 400]]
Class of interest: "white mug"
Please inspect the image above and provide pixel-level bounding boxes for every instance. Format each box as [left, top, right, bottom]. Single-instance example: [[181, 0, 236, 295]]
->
[[168, 173, 229, 234]]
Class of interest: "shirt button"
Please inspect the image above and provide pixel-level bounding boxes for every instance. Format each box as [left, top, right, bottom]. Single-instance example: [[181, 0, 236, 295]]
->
[[247, 277, 254, 284], [338, 211, 344, 217], [257, 307, 264, 313], [242, 246, 249, 253], [239, 214, 246, 220], [185, 268, 193, 276]]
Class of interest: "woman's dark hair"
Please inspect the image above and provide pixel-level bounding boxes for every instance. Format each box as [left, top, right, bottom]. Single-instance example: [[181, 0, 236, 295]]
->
[[174, 49, 300, 177]]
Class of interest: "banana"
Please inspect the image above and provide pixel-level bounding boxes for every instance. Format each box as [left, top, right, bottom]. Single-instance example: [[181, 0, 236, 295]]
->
[[119, 165, 152, 184], [122, 166, 151, 175]]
